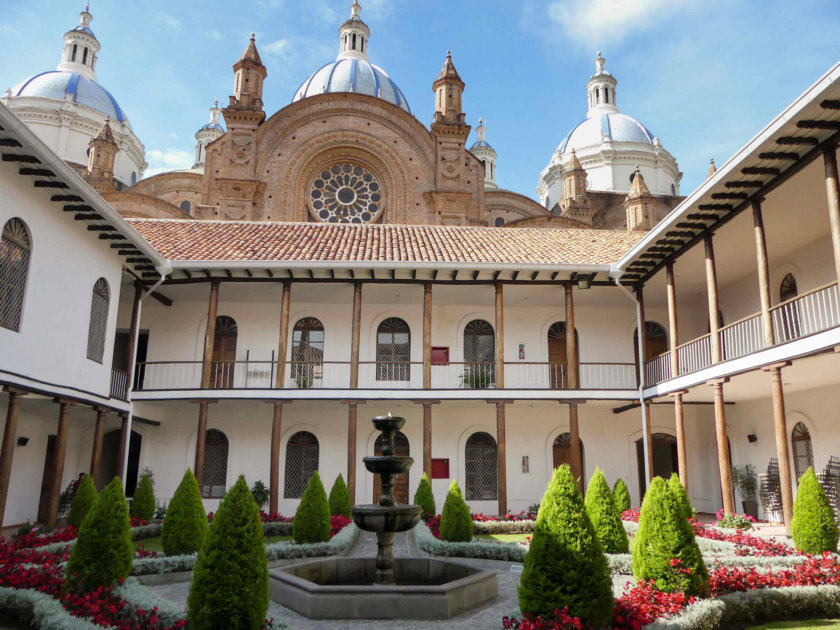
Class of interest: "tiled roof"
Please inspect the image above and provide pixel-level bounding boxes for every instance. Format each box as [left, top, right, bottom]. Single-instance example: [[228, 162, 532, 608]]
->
[[125, 219, 645, 266]]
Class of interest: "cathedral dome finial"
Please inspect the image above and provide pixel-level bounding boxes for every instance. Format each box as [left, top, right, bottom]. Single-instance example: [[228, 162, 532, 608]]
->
[[338, 0, 370, 61], [350, 0, 361, 18]]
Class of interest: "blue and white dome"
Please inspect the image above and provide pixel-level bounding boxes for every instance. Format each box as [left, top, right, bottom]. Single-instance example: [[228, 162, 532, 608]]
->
[[558, 113, 655, 153], [12, 71, 126, 122], [293, 59, 410, 113], [291, 1, 411, 114]]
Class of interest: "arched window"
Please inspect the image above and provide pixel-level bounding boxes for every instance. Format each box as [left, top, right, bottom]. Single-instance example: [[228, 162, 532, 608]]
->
[[465, 432, 497, 500], [780, 273, 798, 302], [547, 322, 579, 388], [86, 278, 110, 362], [595, 88, 600, 103], [604, 88, 609, 104], [130, 172, 137, 185], [552, 432, 585, 474], [352, 33, 357, 50], [779, 273, 801, 341], [82, 47, 88, 65], [292, 317, 324, 388], [211, 315, 238, 388], [670, 184, 676, 195], [463, 319, 495, 388], [376, 317, 410, 381], [202, 429, 229, 498], [180, 200, 191, 213], [791, 422, 813, 482], [1, 218, 32, 331], [284, 431, 319, 498], [71, 44, 77, 61], [634, 322, 668, 363]]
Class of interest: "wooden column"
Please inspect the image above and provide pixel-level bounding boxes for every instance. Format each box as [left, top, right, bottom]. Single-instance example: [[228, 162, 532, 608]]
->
[[636, 285, 648, 386], [347, 402, 358, 504], [46, 400, 72, 529], [569, 402, 583, 491], [710, 378, 734, 515], [116, 413, 129, 482], [564, 284, 578, 388], [666, 262, 680, 376], [269, 401, 284, 515], [125, 281, 143, 385], [194, 401, 210, 486], [423, 402, 433, 477], [752, 199, 774, 347], [672, 392, 689, 490], [705, 234, 722, 363], [767, 364, 794, 533], [0, 388, 27, 528], [201, 279, 221, 389], [644, 403, 654, 481], [494, 401, 508, 515], [494, 283, 505, 388], [423, 283, 432, 389], [350, 282, 362, 389], [89, 407, 107, 485], [275, 280, 291, 388], [823, 146, 840, 284]]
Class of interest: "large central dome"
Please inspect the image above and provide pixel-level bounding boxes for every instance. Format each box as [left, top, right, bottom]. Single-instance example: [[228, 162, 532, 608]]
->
[[291, 1, 411, 113]]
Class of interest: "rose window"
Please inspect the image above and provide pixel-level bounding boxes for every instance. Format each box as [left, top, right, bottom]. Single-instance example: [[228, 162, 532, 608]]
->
[[309, 164, 382, 223]]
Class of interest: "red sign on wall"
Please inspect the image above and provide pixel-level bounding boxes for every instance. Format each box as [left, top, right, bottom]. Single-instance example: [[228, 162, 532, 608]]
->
[[431, 458, 449, 479], [431, 346, 449, 365]]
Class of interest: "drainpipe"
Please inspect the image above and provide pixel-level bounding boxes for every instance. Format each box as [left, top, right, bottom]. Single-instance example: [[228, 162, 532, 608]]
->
[[121, 262, 171, 483], [611, 269, 651, 485]]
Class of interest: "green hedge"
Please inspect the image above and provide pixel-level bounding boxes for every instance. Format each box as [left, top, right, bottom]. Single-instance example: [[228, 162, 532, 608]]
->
[[66, 477, 133, 589], [68, 475, 97, 528], [668, 473, 695, 521], [328, 473, 352, 518], [161, 469, 208, 556], [585, 468, 629, 553], [792, 467, 839, 554], [614, 477, 632, 512], [519, 464, 613, 628], [293, 471, 331, 544], [439, 480, 473, 542], [188, 476, 268, 630], [413, 472, 436, 519], [131, 475, 156, 522]]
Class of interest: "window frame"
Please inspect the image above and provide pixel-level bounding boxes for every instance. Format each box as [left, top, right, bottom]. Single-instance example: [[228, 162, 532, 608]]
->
[[0, 218, 32, 332], [86, 277, 110, 363]]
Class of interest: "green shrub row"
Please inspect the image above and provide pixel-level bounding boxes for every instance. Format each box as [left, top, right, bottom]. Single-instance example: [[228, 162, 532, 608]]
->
[[293, 471, 331, 544], [440, 480, 473, 542], [328, 473, 351, 518], [472, 519, 535, 535], [584, 468, 629, 553], [413, 520, 526, 562], [161, 469, 208, 556], [792, 467, 839, 554], [131, 475, 156, 522], [68, 475, 97, 528], [413, 473, 436, 518]]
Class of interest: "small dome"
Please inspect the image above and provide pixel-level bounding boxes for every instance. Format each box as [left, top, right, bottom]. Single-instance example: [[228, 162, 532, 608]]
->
[[558, 113, 654, 154], [470, 140, 493, 150], [13, 71, 126, 122], [199, 121, 225, 132], [71, 25, 95, 37], [292, 58, 410, 113]]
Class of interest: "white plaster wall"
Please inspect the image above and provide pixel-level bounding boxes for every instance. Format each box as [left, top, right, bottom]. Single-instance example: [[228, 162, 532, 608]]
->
[[0, 163, 123, 399]]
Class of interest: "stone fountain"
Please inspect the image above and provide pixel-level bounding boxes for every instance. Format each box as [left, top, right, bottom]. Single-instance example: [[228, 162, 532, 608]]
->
[[268, 413, 498, 619]]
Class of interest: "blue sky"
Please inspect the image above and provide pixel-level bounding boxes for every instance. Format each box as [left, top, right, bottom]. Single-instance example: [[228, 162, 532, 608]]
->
[[1, 0, 839, 199]]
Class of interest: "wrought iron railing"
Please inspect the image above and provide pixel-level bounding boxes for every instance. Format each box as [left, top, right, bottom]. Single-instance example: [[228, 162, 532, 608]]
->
[[110, 368, 128, 400], [645, 282, 840, 386]]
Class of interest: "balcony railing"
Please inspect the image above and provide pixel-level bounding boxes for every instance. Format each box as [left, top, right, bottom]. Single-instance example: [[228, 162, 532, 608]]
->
[[110, 368, 128, 401], [132, 359, 635, 392], [645, 282, 840, 386]]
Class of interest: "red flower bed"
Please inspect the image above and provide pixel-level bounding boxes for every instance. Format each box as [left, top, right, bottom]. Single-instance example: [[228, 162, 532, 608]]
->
[[691, 520, 794, 557], [708, 552, 840, 596], [426, 514, 442, 539], [129, 517, 150, 528], [612, 581, 696, 630], [502, 607, 583, 629], [621, 509, 640, 523], [472, 510, 536, 522], [329, 515, 352, 538], [9, 525, 78, 549], [260, 511, 293, 523]]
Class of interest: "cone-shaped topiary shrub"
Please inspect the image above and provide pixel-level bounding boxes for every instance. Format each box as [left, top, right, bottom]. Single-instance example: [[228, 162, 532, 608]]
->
[[413, 472, 436, 519], [584, 468, 629, 553], [293, 471, 331, 544], [519, 465, 613, 627], [613, 477, 632, 513], [668, 473, 695, 521], [792, 467, 839, 554], [328, 473, 352, 518], [65, 477, 132, 589], [68, 474, 97, 528], [162, 469, 209, 556], [187, 476, 268, 630], [439, 479, 473, 542], [131, 474, 156, 522], [632, 476, 708, 596]]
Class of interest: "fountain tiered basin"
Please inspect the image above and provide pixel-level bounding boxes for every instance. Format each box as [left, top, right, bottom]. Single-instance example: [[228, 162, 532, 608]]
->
[[268, 414, 498, 619]]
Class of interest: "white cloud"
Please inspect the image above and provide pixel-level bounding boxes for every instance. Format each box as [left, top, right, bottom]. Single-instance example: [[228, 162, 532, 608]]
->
[[203, 29, 223, 40], [145, 148, 193, 177], [542, 0, 695, 48], [261, 36, 333, 80], [155, 12, 181, 32]]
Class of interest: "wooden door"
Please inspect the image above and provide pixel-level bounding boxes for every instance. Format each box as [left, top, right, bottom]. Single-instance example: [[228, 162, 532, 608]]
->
[[373, 431, 409, 504], [548, 332, 567, 389], [37, 435, 57, 523], [552, 432, 584, 471], [211, 316, 237, 388]]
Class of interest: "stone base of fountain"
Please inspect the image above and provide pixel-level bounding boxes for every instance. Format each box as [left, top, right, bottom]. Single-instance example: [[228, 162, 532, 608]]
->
[[269, 557, 498, 619]]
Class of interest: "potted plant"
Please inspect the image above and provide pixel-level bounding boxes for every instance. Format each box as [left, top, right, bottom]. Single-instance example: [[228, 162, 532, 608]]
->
[[296, 373, 313, 389], [732, 464, 758, 519], [250, 480, 270, 509]]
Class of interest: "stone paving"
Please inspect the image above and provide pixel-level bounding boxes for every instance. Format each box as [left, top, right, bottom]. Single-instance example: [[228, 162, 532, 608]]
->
[[148, 529, 634, 629]]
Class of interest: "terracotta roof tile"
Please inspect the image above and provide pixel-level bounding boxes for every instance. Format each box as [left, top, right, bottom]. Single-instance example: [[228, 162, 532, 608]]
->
[[125, 219, 645, 267]]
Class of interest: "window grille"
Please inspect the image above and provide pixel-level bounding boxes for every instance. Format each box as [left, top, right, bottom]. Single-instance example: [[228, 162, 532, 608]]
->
[[291, 317, 324, 386], [376, 317, 410, 381], [0, 218, 31, 331], [284, 431, 319, 498], [463, 319, 495, 388], [465, 431, 497, 500], [791, 422, 813, 481], [86, 278, 110, 362], [202, 429, 229, 498]]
